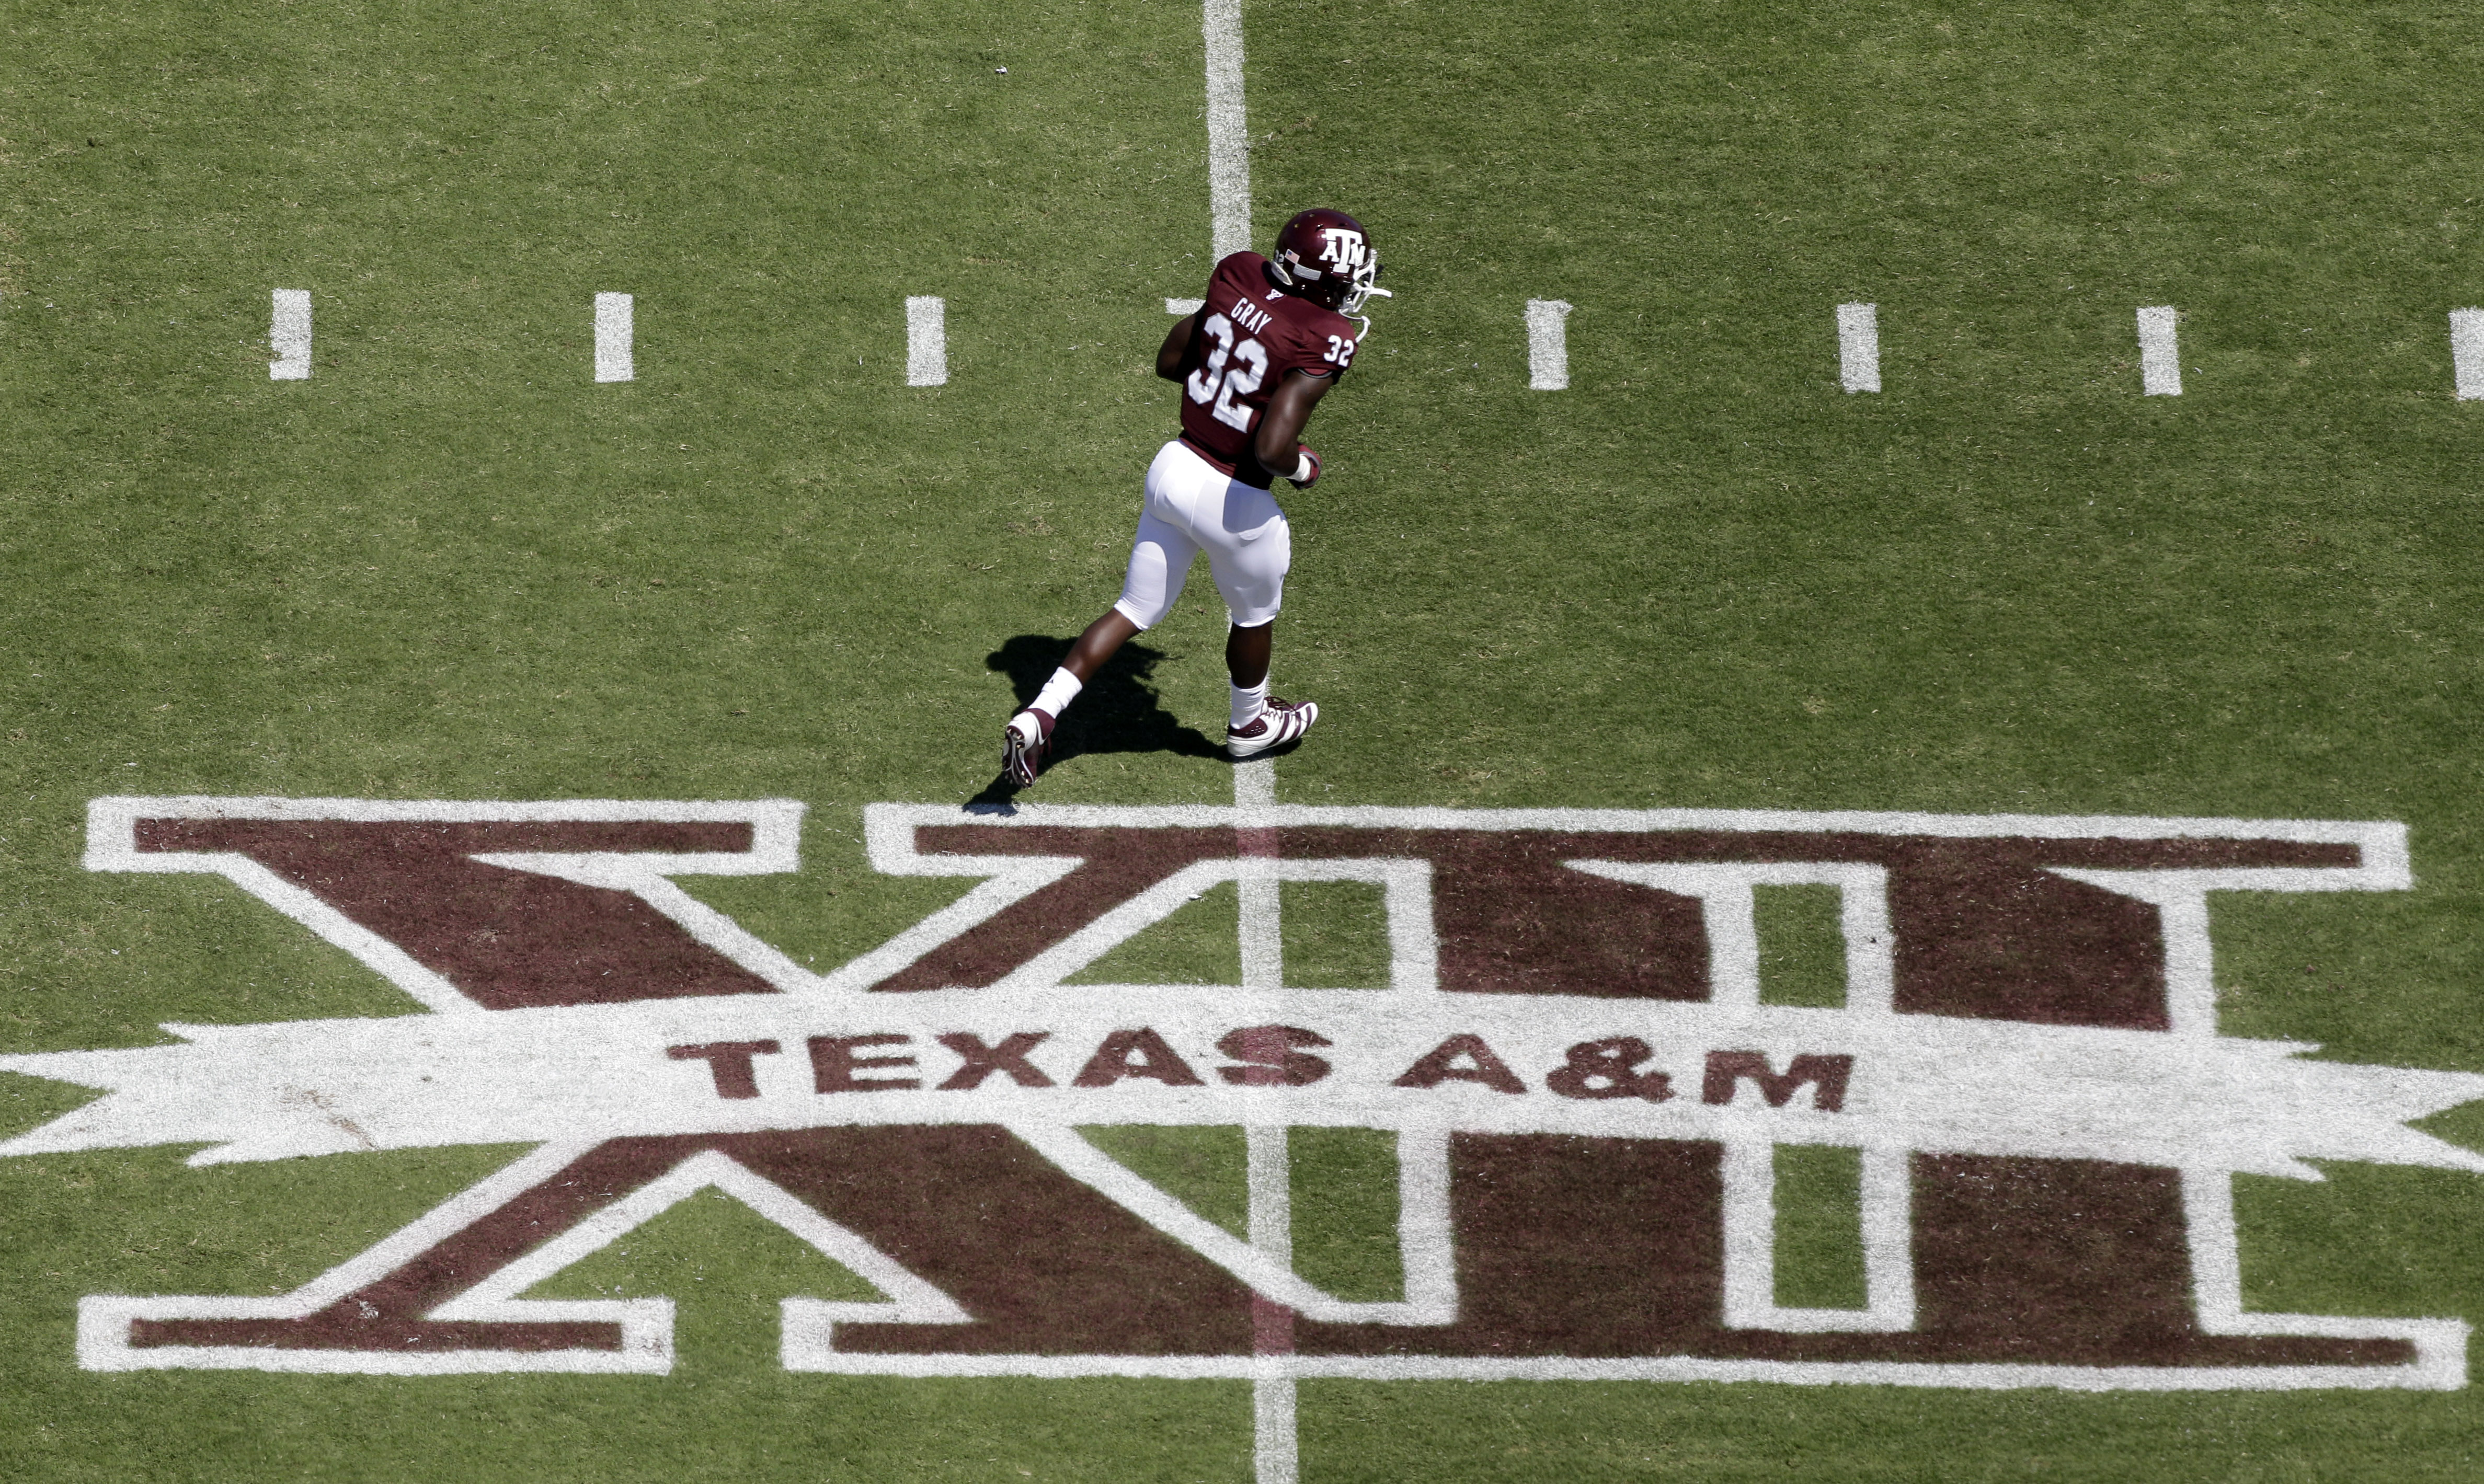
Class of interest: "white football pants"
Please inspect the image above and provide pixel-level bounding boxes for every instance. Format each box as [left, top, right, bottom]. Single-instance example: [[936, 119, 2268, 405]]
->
[[1112, 439, 1292, 631]]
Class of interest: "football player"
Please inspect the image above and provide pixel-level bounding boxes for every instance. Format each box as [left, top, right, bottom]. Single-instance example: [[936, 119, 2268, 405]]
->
[[1001, 208, 1387, 787]]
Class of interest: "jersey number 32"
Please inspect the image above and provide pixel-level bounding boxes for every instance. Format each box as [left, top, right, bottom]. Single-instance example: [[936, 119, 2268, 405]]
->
[[1185, 313, 1269, 433]]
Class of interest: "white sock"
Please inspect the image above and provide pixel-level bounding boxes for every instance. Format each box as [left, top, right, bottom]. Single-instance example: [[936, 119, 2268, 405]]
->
[[1031, 666, 1082, 720], [1230, 678, 1268, 731]]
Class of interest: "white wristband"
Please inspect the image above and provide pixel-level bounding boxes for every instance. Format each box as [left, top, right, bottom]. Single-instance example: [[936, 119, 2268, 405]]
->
[[1291, 451, 1315, 482]]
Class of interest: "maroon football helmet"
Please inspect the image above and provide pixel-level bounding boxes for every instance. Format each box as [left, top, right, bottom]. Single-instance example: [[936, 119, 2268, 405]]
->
[[1269, 208, 1389, 317]]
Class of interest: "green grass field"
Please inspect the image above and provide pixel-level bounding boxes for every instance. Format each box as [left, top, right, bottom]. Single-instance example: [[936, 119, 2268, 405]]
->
[[9, 1, 2484, 1478]]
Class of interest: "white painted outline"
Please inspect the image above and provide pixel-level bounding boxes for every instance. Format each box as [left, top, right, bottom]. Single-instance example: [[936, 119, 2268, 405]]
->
[[841, 797, 2460, 1390], [1567, 862, 1893, 1014], [79, 1143, 970, 1375], [1836, 302, 1880, 394], [986, 856, 1438, 996], [867, 801, 2409, 861], [1720, 1141, 1914, 1332], [432, 1148, 970, 1365], [67, 792, 1462, 1386], [46, 795, 2471, 1391], [1579, 862, 1911, 1329], [971, 762, 1457, 1360], [722, 1346, 2472, 1389], [84, 796, 809, 1014], [1002, 1123, 1451, 1329], [860, 793, 2413, 1008], [269, 289, 312, 381], [76, 1142, 638, 1374], [2049, 868, 2344, 1038], [2179, 1167, 2460, 1365]]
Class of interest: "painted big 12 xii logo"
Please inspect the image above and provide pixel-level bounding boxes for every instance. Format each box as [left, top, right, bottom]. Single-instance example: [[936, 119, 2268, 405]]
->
[[5, 792, 2479, 1391]]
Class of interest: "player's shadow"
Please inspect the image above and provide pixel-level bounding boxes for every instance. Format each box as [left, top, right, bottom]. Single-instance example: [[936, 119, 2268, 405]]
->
[[972, 635, 1224, 804]]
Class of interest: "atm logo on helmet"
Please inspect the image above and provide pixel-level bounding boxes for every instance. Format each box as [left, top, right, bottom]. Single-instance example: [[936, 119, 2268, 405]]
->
[[1316, 228, 1368, 271], [6, 795, 2480, 1390]]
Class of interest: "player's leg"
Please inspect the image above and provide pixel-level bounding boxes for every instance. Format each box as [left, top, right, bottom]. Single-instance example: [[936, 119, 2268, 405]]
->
[[1002, 494, 1199, 786], [1221, 616, 1310, 755], [1061, 609, 1142, 684], [1226, 620, 1272, 689], [1197, 487, 1316, 758]]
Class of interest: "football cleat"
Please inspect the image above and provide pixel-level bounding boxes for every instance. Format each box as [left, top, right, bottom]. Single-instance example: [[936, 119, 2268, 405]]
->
[[1001, 708, 1054, 787], [1226, 697, 1318, 759]]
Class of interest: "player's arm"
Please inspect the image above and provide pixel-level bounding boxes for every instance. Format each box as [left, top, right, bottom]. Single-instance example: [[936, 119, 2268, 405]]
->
[[1156, 313, 1203, 381], [1253, 368, 1336, 487]]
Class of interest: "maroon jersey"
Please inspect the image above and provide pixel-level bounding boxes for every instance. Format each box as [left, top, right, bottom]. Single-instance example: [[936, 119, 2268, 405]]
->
[[1176, 251, 1360, 487]]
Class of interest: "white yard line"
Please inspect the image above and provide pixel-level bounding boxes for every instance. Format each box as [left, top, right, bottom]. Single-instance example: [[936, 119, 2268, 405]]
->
[[1197, 0, 1293, 1447], [2451, 309, 2484, 400], [1236, 756, 1297, 1484], [1836, 303, 1880, 393], [1245, 1119, 1297, 1484], [1237, 762, 1281, 991], [268, 290, 312, 381], [906, 296, 948, 386], [594, 293, 635, 383], [2137, 305, 2182, 396], [1203, 0, 1253, 261], [1252, 1358, 1299, 1484], [1526, 300, 1573, 390]]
